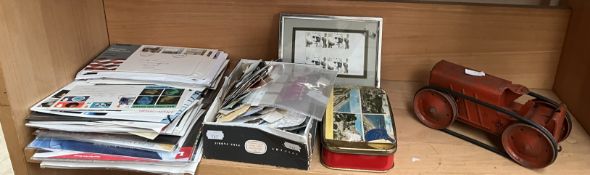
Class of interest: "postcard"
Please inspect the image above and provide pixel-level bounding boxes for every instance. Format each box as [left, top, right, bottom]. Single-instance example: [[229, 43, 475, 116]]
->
[[360, 86, 386, 114], [333, 113, 364, 142], [362, 114, 395, 142], [333, 87, 361, 113], [328, 86, 395, 143]]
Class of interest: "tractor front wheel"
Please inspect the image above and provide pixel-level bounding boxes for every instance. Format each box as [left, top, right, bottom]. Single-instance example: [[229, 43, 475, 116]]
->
[[501, 123, 557, 169], [413, 88, 458, 129]]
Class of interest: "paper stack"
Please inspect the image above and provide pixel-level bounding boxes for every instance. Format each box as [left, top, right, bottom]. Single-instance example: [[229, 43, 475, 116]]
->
[[24, 44, 228, 174]]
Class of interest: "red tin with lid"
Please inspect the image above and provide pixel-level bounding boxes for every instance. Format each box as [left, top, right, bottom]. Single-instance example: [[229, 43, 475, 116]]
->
[[321, 86, 397, 172]]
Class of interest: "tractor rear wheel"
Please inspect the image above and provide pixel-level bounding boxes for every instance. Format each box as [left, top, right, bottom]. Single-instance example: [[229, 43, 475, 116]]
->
[[501, 123, 557, 169], [533, 100, 573, 142], [561, 112, 573, 142], [413, 88, 458, 129]]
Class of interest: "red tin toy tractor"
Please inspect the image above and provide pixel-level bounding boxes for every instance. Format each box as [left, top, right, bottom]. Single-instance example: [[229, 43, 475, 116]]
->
[[413, 60, 572, 169]]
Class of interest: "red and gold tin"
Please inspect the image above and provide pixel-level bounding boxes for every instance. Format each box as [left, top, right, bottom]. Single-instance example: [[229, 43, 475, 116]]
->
[[321, 86, 397, 172]]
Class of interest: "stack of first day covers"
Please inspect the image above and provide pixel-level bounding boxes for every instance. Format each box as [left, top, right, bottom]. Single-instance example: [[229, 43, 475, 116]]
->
[[25, 44, 229, 174]]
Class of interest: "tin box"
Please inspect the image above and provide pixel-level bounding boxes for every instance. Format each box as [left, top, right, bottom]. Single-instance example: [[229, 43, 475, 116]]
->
[[321, 86, 397, 172]]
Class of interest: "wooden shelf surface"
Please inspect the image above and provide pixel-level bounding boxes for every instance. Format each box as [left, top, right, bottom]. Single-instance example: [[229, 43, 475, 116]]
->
[[198, 81, 590, 175], [20, 81, 590, 174]]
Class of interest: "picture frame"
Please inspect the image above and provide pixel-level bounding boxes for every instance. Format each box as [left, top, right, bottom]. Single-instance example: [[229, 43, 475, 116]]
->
[[279, 14, 383, 87]]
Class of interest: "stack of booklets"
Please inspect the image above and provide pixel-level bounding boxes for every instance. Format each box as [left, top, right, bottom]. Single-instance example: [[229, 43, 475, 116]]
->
[[24, 44, 228, 174]]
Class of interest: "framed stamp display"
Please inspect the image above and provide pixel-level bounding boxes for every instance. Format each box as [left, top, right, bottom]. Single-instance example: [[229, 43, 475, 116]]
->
[[279, 14, 383, 87]]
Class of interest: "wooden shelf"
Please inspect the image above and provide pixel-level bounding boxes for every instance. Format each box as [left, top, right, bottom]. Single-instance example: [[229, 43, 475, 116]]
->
[[198, 81, 590, 174], [2, 0, 590, 174], [22, 81, 590, 174]]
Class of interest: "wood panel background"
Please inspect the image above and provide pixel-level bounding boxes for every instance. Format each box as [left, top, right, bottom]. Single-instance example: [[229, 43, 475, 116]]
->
[[554, 0, 590, 133], [104, 0, 570, 89], [0, 0, 109, 174]]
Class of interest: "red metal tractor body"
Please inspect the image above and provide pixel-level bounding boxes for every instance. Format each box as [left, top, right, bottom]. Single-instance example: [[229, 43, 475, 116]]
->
[[413, 60, 572, 169]]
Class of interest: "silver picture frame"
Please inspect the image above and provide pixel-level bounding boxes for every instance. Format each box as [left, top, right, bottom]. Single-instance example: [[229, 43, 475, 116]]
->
[[279, 14, 383, 87]]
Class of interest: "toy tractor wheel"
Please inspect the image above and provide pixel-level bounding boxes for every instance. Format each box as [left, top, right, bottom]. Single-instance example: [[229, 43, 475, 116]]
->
[[561, 112, 573, 142], [501, 123, 557, 169], [534, 100, 573, 142], [413, 88, 458, 129]]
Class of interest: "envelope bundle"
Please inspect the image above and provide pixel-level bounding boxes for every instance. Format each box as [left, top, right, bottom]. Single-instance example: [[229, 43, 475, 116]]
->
[[24, 44, 228, 174]]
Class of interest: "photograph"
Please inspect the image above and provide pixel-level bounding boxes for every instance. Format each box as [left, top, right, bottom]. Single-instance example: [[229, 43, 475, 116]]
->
[[52, 90, 70, 98], [39, 98, 58, 108], [156, 96, 181, 105], [185, 48, 207, 55], [333, 87, 351, 107], [163, 88, 184, 96], [117, 97, 136, 108], [54, 101, 85, 108], [134, 96, 157, 106], [333, 113, 364, 142], [362, 114, 394, 142], [140, 88, 164, 96], [141, 46, 162, 53], [303, 32, 350, 49], [90, 102, 112, 108], [139, 46, 163, 57], [161, 47, 184, 54], [293, 29, 366, 78], [60, 96, 89, 102], [360, 87, 385, 114], [279, 14, 382, 87], [333, 87, 361, 113]]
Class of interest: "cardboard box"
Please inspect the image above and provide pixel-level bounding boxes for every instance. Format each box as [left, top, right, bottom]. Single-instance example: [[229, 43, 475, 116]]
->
[[202, 60, 335, 169]]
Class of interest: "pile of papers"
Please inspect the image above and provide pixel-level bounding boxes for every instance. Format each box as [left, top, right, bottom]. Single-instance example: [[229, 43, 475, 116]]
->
[[24, 44, 228, 174], [213, 60, 337, 134]]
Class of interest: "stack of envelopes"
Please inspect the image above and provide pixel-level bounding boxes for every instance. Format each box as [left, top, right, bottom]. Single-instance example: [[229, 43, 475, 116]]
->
[[24, 44, 228, 174]]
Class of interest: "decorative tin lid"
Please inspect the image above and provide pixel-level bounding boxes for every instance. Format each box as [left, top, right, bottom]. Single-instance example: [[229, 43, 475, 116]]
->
[[323, 86, 397, 155]]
